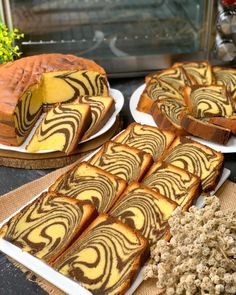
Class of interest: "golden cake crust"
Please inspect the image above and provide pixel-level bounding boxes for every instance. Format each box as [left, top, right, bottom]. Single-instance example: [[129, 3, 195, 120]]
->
[[208, 116, 236, 135]]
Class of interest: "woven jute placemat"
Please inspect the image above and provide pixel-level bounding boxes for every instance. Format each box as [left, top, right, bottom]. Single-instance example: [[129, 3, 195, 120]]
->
[[0, 162, 235, 295]]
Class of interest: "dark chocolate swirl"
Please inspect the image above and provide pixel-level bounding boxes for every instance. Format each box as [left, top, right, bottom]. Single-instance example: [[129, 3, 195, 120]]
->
[[89, 141, 151, 182], [1, 192, 95, 263], [157, 98, 185, 126], [181, 62, 212, 85], [163, 139, 223, 191], [146, 78, 184, 102], [56, 70, 109, 101], [50, 162, 126, 213], [54, 214, 147, 295], [190, 86, 233, 118], [115, 123, 174, 160], [110, 183, 176, 246], [213, 67, 236, 100], [143, 162, 200, 207]]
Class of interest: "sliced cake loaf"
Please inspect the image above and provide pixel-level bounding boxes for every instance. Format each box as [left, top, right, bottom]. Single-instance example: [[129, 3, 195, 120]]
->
[[142, 161, 201, 210], [137, 77, 183, 114], [162, 137, 224, 192], [0, 192, 97, 263], [208, 116, 236, 135], [27, 103, 91, 154], [151, 98, 188, 135], [113, 122, 175, 160], [183, 85, 234, 118], [53, 214, 149, 295], [74, 95, 115, 140], [109, 182, 177, 247], [49, 162, 127, 213], [180, 113, 231, 145], [89, 141, 153, 183], [173, 61, 213, 85], [213, 66, 236, 102]]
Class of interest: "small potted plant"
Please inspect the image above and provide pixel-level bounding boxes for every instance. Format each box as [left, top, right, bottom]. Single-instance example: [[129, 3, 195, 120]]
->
[[0, 22, 24, 63]]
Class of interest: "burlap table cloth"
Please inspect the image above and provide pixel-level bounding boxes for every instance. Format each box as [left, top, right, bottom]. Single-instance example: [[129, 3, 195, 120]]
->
[[0, 158, 236, 295]]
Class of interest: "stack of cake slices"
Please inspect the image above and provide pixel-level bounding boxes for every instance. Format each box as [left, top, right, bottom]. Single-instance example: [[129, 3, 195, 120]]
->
[[137, 61, 236, 145], [0, 122, 225, 294], [0, 54, 116, 154]]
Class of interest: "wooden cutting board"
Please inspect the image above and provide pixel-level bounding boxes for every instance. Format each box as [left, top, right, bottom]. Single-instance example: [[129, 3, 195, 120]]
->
[[0, 116, 122, 169]]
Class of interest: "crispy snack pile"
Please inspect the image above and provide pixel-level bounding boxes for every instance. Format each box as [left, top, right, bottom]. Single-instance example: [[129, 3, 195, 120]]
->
[[144, 196, 236, 295]]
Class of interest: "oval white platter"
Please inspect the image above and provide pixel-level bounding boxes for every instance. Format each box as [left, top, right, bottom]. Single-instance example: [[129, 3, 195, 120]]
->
[[0, 88, 124, 154], [130, 84, 236, 153]]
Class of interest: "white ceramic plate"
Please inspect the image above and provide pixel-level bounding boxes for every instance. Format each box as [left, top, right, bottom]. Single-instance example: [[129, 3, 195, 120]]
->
[[130, 84, 236, 153], [0, 88, 124, 154], [0, 145, 231, 295]]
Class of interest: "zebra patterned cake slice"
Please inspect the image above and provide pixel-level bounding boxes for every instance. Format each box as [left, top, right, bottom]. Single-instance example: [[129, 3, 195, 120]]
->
[[142, 161, 201, 210], [109, 182, 177, 247], [42, 70, 109, 104], [0, 192, 97, 263], [163, 137, 224, 192], [114, 122, 175, 160], [53, 214, 148, 295], [27, 103, 91, 154], [49, 162, 127, 213], [184, 85, 234, 118], [74, 95, 115, 140], [173, 61, 213, 85], [137, 77, 184, 114], [89, 141, 153, 182]]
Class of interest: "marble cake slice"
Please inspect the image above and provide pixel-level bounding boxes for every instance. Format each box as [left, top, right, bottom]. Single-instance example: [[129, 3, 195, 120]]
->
[[151, 98, 188, 135], [208, 116, 236, 135], [74, 95, 115, 140], [162, 137, 224, 192], [173, 61, 213, 85], [183, 85, 234, 119], [49, 161, 127, 213], [142, 161, 201, 210], [180, 113, 231, 145], [27, 103, 91, 154], [109, 182, 177, 247], [213, 66, 236, 102], [53, 214, 149, 295], [0, 192, 97, 263], [114, 122, 175, 160], [89, 141, 153, 183], [137, 77, 184, 114]]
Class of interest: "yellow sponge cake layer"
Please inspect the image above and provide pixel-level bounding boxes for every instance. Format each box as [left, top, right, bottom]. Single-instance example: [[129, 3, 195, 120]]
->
[[27, 103, 91, 154], [142, 161, 201, 210], [49, 162, 127, 213], [89, 141, 153, 182], [54, 214, 148, 295], [0, 192, 97, 263], [110, 182, 177, 246]]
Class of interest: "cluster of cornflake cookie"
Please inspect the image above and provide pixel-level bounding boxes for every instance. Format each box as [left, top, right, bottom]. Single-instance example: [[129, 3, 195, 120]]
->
[[0, 54, 115, 154], [138, 61, 236, 145], [0, 122, 225, 294], [144, 196, 236, 295]]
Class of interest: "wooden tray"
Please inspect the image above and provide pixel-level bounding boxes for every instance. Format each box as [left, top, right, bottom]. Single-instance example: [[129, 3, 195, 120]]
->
[[0, 116, 122, 169]]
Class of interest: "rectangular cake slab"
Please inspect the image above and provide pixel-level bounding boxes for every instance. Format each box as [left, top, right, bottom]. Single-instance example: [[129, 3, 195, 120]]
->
[[0, 166, 230, 295]]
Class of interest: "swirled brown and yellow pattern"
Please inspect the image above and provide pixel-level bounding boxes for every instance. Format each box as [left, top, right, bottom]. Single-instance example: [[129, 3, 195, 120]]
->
[[110, 182, 177, 246], [54, 214, 148, 295], [155, 66, 192, 91], [163, 137, 224, 191], [142, 161, 201, 210], [185, 85, 234, 118], [74, 95, 115, 140], [213, 67, 236, 101], [114, 123, 175, 160], [0, 192, 97, 263], [42, 70, 109, 104], [89, 141, 153, 182], [49, 162, 127, 213], [174, 61, 213, 85], [27, 103, 91, 154]]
